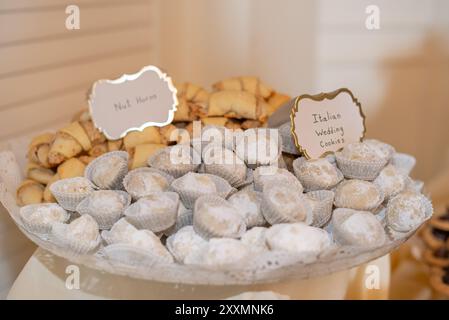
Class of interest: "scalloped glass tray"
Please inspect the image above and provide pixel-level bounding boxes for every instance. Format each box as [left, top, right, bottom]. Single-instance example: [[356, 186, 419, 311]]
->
[[0, 144, 426, 286]]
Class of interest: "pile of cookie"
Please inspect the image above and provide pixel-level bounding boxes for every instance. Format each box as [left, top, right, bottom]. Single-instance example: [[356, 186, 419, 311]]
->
[[16, 76, 290, 207], [17, 125, 433, 270], [422, 209, 449, 297]]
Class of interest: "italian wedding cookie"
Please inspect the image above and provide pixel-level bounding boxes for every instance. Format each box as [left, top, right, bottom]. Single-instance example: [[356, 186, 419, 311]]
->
[[386, 191, 433, 236], [334, 179, 384, 211], [193, 195, 246, 239], [335, 141, 390, 180], [293, 157, 343, 191], [19, 203, 69, 235], [332, 208, 386, 247], [123, 167, 174, 200], [261, 183, 312, 225], [265, 223, 331, 255]]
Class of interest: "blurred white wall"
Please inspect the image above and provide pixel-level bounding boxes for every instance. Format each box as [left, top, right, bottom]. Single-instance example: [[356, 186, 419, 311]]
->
[[157, 0, 317, 94]]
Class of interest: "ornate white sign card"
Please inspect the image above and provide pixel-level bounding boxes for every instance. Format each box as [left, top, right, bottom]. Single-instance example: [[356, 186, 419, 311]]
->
[[88, 65, 177, 140], [290, 88, 365, 159]]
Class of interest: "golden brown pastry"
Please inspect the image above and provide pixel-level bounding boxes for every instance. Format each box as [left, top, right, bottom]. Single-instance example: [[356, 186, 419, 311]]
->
[[26, 162, 55, 185], [123, 126, 162, 151], [173, 83, 209, 122], [213, 76, 273, 100], [107, 139, 123, 152], [27, 133, 54, 168], [17, 180, 45, 206], [43, 173, 60, 203], [208, 90, 258, 120], [57, 158, 86, 179], [130, 143, 166, 169], [48, 122, 93, 166]]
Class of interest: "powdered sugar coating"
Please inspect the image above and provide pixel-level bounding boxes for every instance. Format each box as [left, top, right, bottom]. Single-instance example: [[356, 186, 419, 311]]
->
[[374, 164, 406, 199], [201, 238, 250, 267], [179, 172, 217, 194], [124, 169, 171, 199], [166, 226, 208, 263], [254, 166, 303, 192], [332, 208, 386, 247], [107, 218, 138, 243], [241, 227, 268, 250], [341, 142, 386, 162], [194, 196, 246, 239], [67, 214, 99, 243], [89, 154, 127, 189], [293, 158, 343, 191], [265, 223, 331, 254], [262, 184, 312, 225], [228, 190, 265, 227], [21, 203, 67, 225], [364, 139, 395, 161], [334, 180, 384, 211], [386, 191, 432, 232]]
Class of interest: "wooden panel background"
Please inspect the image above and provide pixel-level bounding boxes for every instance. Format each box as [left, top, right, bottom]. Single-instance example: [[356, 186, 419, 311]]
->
[[0, 0, 157, 299], [0, 0, 157, 141]]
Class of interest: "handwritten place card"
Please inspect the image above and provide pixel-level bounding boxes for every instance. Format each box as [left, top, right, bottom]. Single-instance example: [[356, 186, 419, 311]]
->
[[290, 88, 365, 159], [88, 65, 177, 140]]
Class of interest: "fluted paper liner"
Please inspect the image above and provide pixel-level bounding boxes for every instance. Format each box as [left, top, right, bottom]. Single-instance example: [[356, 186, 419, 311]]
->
[[306, 190, 335, 227], [51, 222, 101, 255], [123, 167, 174, 200], [19, 203, 70, 236], [335, 152, 387, 181], [193, 195, 246, 239], [293, 157, 344, 192], [261, 183, 313, 225], [49, 177, 94, 211], [76, 190, 131, 230], [124, 192, 179, 232], [147, 146, 201, 178], [170, 173, 235, 209], [85, 151, 129, 190]]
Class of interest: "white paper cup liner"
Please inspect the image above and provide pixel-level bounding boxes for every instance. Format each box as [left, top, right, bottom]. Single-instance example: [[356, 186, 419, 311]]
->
[[234, 128, 283, 169], [390, 153, 416, 175], [164, 208, 194, 237], [253, 167, 303, 193], [261, 183, 313, 225], [84, 151, 129, 190], [385, 193, 433, 235], [51, 222, 101, 255], [204, 163, 247, 188], [19, 203, 70, 236], [306, 190, 335, 228], [171, 173, 236, 209], [49, 177, 94, 211], [123, 167, 174, 200], [124, 192, 179, 232], [335, 152, 387, 181], [76, 190, 131, 230], [293, 157, 344, 192], [147, 146, 201, 178], [193, 195, 246, 240]]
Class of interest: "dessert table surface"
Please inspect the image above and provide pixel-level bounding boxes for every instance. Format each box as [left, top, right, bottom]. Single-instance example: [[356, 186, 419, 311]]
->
[[7, 248, 390, 300]]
